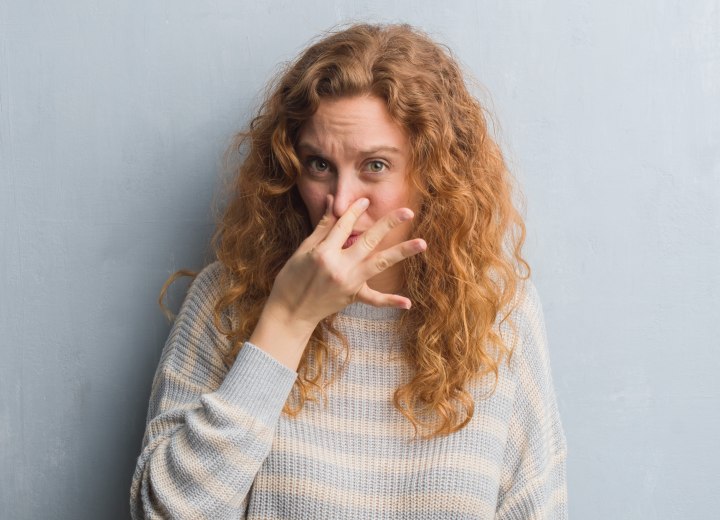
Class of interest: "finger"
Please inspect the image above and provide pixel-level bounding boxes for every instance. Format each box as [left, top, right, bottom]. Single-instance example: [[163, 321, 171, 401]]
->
[[346, 207, 414, 261], [322, 197, 370, 250], [358, 238, 427, 280], [356, 284, 412, 309], [298, 194, 336, 253]]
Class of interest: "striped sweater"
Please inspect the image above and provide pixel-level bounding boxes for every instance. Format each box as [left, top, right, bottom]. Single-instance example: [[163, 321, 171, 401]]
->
[[130, 262, 567, 519]]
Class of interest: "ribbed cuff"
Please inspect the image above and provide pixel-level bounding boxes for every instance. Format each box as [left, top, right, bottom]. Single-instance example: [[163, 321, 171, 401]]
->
[[214, 341, 298, 423]]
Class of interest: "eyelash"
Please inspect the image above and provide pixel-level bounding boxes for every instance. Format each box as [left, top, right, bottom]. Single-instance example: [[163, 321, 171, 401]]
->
[[304, 157, 389, 175]]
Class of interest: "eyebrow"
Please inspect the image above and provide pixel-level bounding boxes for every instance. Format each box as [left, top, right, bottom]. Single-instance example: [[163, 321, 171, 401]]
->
[[296, 143, 402, 156]]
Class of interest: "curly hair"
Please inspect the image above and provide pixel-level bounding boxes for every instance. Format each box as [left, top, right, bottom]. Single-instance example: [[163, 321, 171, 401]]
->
[[161, 23, 530, 438]]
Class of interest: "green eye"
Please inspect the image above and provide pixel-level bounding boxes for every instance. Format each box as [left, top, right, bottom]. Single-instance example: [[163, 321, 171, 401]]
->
[[308, 158, 329, 171], [368, 161, 386, 173]]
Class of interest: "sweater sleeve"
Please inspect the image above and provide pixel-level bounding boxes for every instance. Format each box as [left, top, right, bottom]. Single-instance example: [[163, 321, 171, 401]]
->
[[129, 263, 298, 520], [495, 281, 568, 519]]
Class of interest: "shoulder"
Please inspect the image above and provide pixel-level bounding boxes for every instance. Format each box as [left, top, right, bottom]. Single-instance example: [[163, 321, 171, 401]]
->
[[175, 261, 230, 322], [496, 277, 557, 393], [187, 261, 228, 303], [512, 278, 548, 350], [492, 277, 548, 358], [145, 262, 235, 425], [158, 261, 232, 366]]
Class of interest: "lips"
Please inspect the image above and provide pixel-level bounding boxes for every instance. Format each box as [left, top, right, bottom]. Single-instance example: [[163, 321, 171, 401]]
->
[[342, 232, 361, 249]]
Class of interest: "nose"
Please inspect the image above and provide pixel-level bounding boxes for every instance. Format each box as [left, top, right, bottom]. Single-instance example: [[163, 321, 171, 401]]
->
[[331, 173, 365, 219]]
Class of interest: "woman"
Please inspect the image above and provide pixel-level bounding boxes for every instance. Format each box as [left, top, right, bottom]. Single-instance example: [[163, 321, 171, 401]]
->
[[130, 23, 567, 519]]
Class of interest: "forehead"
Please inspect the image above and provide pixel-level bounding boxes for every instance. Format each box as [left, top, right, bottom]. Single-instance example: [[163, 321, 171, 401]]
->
[[298, 95, 409, 153]]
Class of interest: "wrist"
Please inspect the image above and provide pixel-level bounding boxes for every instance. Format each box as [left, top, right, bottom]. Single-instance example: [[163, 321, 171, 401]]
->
[[248, 300, 318, 371]]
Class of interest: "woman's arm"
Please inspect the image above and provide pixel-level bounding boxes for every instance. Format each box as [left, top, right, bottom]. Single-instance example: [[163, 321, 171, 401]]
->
[[495, 281, 568, 519], [129, 264, 298, 520]]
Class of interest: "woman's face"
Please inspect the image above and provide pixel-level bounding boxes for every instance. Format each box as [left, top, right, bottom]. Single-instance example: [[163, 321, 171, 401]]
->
[[295, 95, 421, 291]]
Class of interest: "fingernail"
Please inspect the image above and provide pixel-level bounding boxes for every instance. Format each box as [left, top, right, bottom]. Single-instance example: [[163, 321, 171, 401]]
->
[[358, 198, 370, 209]]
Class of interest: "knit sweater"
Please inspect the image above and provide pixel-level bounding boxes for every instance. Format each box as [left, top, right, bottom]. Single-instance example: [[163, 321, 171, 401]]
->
[[130, 262, 567, 519]]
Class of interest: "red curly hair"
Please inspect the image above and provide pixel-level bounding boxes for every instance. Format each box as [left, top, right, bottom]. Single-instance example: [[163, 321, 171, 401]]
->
[[162, 23, 530, 438]]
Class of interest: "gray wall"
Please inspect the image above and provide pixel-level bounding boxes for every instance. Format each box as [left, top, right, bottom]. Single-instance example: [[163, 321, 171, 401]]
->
[[1, 1, 718, 518]]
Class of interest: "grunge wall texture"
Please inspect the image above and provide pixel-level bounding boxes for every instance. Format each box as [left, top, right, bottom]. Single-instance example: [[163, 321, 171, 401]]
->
[[1, 1, 718, 518]]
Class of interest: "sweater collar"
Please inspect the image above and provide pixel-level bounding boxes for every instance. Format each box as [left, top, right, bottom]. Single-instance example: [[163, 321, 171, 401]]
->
[[338, 301, 406, 321]]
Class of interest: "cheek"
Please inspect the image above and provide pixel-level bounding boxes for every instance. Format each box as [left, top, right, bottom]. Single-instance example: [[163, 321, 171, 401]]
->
[[371, 182, 419, 217], [297, 181, 327, 226], [369, 187, 418, 241]]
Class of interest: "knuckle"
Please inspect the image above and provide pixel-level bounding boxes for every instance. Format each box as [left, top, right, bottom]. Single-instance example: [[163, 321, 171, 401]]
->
[[310, 247, 329, 266], [361, 234, 379, 251], [374, 256, 391, 272], [328, 270, 345, 285]]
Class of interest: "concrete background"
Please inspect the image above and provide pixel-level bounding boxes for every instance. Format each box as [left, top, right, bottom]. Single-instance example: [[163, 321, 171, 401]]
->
[[1, 1, 718, 518]]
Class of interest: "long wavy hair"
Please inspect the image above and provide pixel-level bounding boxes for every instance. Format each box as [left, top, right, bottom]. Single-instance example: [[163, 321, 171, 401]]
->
[[162, 23, 530, 438]]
